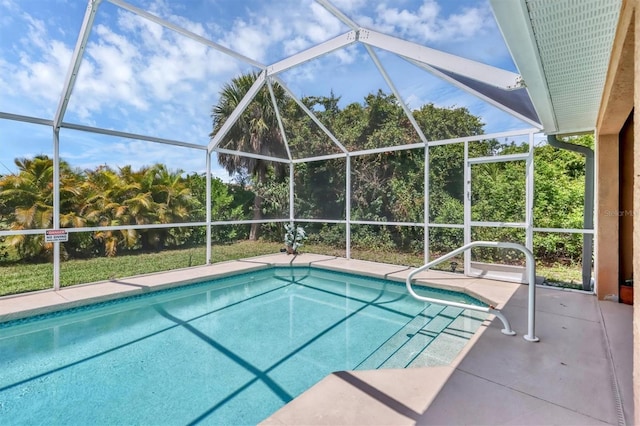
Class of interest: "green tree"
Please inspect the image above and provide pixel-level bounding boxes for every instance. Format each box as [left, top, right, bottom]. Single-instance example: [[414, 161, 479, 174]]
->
[[532, 135, 590, 262], [81, 165, 143, 257], [184, 173, 248, 243], [0, 156, 83, 260], [139, 164, 197, 250], [81, 164, 201, 255], [211, 72, 288, 240]]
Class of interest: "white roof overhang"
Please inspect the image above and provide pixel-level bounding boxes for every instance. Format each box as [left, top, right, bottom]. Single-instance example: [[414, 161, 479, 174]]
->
[[490, 0, 622, 136]]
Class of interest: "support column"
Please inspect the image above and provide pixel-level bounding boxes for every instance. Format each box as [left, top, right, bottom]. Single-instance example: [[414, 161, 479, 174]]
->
[[595, 133, 619, 300], [205, 152, 211, 264], [289, 163, 294, 222], [346, 156, 351, 259], [424, 143, 429, 265], [53, 128, 61, 291]]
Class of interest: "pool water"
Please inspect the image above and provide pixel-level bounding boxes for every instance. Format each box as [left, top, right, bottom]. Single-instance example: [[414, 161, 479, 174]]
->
[[0, 267, 487, 425]]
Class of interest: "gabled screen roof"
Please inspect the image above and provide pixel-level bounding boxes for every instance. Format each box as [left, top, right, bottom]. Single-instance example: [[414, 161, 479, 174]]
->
[[1, 0, 542, 172]]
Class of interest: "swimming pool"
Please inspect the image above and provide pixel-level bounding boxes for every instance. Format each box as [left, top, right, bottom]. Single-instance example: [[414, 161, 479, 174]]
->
[[0, 267, 487, 425]]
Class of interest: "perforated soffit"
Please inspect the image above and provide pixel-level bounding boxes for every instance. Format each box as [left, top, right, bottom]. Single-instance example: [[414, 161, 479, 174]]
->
[[491, 0, 621, 135]]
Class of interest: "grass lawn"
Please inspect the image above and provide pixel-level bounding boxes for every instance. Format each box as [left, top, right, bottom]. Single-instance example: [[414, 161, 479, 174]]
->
[[0, 241, 280, 297], [0, 240, 583, 297]]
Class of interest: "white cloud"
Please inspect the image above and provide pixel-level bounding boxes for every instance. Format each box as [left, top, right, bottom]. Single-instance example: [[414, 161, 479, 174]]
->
[[282, 36, 309, 57], [446, 7, 487, 39], [65, 6, 247, 140], [356, 0, 495, 45], [221, 18, 273, 62], [118, 6, 164, 43], [306, 2, 345, 42], [330, 0, 368, 13], [0, 0, 19, 13], [217, 0, 348, 64], [376, 3, 424, 30], [332, 45, 357, 65], [19, 13, 49, 51], [9, 16, 71, 109]]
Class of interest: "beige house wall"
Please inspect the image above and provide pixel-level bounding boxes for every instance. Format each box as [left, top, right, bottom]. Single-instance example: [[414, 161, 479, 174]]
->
[[596, 134, 620, 300], [596, 0, 635, 302], [596, 0, 637, 422]]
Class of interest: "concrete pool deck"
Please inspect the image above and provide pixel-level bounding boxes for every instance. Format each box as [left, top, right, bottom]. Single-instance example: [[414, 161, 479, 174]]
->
[[0, 253, 633, 425]]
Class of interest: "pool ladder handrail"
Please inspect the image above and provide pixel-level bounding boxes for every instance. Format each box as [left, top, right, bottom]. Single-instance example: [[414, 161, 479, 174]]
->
[[406, 241, 539, 342]]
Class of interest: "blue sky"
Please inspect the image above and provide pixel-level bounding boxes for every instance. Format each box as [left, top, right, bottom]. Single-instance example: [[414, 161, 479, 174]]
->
[[0, 0, 531, 179]]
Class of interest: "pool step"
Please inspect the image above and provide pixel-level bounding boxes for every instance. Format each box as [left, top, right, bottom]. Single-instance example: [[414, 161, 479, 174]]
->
[[408, 309, 488, 367], [380, 305, 465, 369], [356, 305, 486, 370], [355, 303, 450, 370]]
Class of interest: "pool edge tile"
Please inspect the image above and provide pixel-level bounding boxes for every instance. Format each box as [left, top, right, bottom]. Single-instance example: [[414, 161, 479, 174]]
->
[[0, 261, 270, 322]]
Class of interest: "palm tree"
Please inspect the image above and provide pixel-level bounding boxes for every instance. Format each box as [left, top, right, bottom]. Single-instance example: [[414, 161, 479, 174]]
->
[[0, 156, 82, 260], [142, 164, 196, 250], [82, 166, 145, 257], [145, 164, 193, 222], [210, 72, 288, 240]]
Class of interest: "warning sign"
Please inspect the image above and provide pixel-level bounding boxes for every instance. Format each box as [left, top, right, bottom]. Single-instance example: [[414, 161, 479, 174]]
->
[[45, 229, 69, 243]]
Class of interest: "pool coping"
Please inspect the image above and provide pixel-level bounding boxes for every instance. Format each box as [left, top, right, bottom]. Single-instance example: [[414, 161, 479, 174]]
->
[[0, 253, 518, 323]]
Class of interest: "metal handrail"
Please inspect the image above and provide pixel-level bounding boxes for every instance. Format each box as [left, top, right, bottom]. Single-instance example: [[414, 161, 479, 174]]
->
[[407, 241, 539, 342]]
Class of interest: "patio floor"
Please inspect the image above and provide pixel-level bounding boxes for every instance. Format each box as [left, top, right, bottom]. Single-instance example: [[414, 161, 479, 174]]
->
[[0, 253, 633, 425]]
